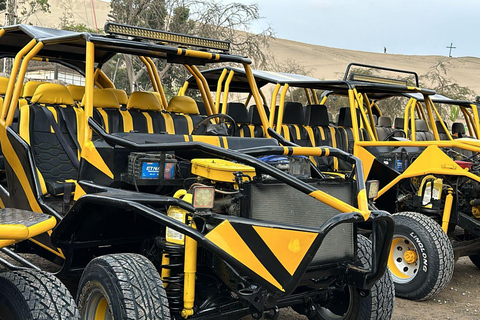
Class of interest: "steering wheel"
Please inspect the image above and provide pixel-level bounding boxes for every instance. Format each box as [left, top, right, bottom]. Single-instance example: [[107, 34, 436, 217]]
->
[[191, 113, 237, 136], [384, 129, 406, 141]]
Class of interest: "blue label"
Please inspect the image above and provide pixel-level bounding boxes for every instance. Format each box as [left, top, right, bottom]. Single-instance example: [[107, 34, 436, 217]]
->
[[142, 162, 159, 179], [396, 159, 403, 172]]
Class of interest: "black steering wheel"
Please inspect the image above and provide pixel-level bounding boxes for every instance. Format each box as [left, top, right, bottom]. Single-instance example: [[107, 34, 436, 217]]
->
[[191, 113, 237, 136], [384, 129, 406, 141]]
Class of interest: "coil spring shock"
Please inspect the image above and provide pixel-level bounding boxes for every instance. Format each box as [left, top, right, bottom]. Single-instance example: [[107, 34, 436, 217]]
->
[[157, 238, 185, 313]]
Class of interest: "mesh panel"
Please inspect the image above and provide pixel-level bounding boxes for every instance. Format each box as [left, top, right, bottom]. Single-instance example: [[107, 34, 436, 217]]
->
[[251, 182, 355, 264]]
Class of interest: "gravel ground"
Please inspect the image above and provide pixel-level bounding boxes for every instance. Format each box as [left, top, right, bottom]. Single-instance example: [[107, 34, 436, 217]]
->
[[2, 254, 478, 319]]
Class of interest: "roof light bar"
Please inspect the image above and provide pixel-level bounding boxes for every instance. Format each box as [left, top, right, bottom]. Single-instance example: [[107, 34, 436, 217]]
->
[[350, 73, 408, 86], [105, 22, 230, 52]]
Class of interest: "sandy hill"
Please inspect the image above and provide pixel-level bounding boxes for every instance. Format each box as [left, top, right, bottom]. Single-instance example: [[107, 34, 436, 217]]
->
[[3, 0, 480, 94]]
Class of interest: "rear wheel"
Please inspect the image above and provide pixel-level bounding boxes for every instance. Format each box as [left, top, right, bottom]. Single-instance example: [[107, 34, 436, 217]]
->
[[388, 212, 454, 301], [0, 270, 80, 320], [76, 253, 171, 320], [304, 235, 395, 320]]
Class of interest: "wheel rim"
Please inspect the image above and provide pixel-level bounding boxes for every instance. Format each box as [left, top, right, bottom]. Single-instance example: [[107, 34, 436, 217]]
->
[[313, 286, 355, 319], [388, 236, 420, 283], [83, 289, 113, 320]]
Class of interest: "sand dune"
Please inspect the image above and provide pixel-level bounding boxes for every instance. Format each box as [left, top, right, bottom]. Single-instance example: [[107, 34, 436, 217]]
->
[[2, 0, 479, 94]]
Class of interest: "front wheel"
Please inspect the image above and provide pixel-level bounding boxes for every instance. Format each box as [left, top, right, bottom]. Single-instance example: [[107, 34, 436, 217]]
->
[[76, 253, 171, 320], [388, 212, 454, 301], [0, 270, 80, 320], [305, 235, 395, 320]]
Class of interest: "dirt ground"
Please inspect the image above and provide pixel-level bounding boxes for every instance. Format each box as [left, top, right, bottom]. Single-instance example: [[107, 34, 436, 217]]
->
[[242, 257, 480, 320]]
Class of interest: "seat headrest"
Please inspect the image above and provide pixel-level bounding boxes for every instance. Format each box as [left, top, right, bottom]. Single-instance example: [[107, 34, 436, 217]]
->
[[226, 102, 250, 124], [23, 81, 46, 98], [394, 117, 404, 129], [81, 89, 120, 109], [282, 102, 305, 125], [167, 96, 199, 114], [249, 105, 270, 125], [377, 116, 392, 128], [415, 119, 428, 132], [435, 120, 447, 134], [337, 107, 361, 127], [452, 122, 466, 135], [305, 105, 329, 127], [0, 77, 9, 95], [373, 114, 378, 125], [31, 84, 74, 105], [104, 88, 128, 106], [67, 85, 86, 102], [127, 91, 162, 111]]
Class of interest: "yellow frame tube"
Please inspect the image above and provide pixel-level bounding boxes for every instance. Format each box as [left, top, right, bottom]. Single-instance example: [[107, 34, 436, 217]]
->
[[417, 101, 428, 125], [181, 221, 198, 318], [275, 84, 289, 134], [363, 94, 377, 140], [348, 89, 360, 142], [403, 98, 415, 134], [139, 56, 159, 93], [179, 81, 189, 96], [429, 99, 452, 140], [145, 57, 168, 109], [304, 88, 312, 105], [6, 42, 44, 126], [355, 91, 376, 140], [221, 70, 234, 115], [243, 64, 270, 136], [311, 89, 319, 104], [184, 65, 213, 116], [424, 98, 440, 140], [191, 65, 216, 114], [460, 107, 475, 137], [259, 89, 268, 106], [269, 84, 281, 128], [410, 100, 416, 141], [214, 69, 228, 114], [245, 93, 252, 106], [320, 95, 327, 105], [1, 39, 37, 122], [470, 104, 480, 138], [84, 41, 95, 143]]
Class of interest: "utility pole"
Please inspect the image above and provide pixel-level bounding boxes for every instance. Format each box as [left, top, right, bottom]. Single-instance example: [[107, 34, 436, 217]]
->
[[446, 43, 456, 57], [3, 0, 16, 73]]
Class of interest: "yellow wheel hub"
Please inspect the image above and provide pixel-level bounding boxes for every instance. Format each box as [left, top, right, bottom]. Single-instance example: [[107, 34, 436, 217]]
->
[[403, 250, 418, 264]]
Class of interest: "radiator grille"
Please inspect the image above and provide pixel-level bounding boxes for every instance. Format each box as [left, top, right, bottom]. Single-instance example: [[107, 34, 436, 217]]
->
[[250, 182, 355, 265]]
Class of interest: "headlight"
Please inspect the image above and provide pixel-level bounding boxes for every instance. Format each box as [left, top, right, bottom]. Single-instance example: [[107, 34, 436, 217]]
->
[[366, 180, 380, 199], [192, 186, 215, 209]]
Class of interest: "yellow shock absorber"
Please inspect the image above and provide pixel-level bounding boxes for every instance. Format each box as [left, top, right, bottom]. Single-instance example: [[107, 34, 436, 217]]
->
[[181, 221, 197, 318], [442, 188, 454, 233]]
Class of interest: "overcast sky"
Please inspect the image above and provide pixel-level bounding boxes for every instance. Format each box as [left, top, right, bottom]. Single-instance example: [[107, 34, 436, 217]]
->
[[227, 0, 480, 57]]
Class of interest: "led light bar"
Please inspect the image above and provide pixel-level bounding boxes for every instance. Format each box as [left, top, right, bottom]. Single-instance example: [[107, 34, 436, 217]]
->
[[105, 22, 230, 52], [350, 73, 408, 86]]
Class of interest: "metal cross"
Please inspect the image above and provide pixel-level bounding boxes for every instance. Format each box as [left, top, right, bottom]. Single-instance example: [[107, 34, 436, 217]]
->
[[446, 43, 456, 57]]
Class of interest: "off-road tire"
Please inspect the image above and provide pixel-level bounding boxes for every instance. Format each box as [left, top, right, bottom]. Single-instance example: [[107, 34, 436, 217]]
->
[[469, 254, 480, 269], [76, 253, 170, 320], [306, 235, 395, 320], [0, 270, 80, 320], [390, 212, 454, 301]]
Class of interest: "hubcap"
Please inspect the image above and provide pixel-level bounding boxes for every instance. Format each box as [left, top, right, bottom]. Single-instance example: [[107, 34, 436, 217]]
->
[[388, 236, 420, 283], [83, 289, 113, 320]]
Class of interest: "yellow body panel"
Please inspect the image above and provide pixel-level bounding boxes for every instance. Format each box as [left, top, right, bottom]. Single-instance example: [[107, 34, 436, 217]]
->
[[205, 220, 284, 291], [253, 226, 317, 276]]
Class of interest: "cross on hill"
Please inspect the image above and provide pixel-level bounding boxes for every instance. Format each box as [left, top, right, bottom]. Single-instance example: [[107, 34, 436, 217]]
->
[[447, 43, 456, 57]]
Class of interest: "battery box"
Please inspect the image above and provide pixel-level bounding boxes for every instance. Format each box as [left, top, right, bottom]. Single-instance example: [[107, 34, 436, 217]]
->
[[123, 152, 177, 185]]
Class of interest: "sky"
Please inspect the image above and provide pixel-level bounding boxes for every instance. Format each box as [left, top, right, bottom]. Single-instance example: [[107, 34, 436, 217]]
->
[[224, 0, 480, 57]]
